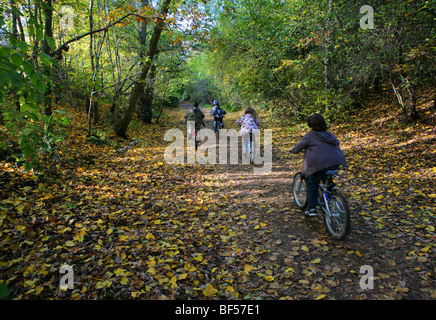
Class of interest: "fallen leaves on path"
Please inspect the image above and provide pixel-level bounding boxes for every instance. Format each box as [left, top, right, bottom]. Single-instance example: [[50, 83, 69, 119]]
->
[[1, 92, 435, 300]]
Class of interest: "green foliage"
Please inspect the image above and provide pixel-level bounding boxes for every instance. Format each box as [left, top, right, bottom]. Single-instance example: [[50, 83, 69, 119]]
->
[[88, 129, 110, 145], [0, 13, 68, 172], [0, 282, 10, 299], [190, 0, 435, 124]]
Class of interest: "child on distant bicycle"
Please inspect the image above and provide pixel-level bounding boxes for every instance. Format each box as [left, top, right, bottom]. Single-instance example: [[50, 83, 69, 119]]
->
[[236, 107, 261, 156], [290, 113, 346, 216], [210, 100, 227, 133], [183, 102, 205, 150], [183, 102, 205, 129]]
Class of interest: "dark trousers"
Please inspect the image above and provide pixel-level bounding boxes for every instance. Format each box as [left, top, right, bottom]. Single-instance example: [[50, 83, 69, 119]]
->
[[306, 165, 339, 210], [213, 118, 223, 132]]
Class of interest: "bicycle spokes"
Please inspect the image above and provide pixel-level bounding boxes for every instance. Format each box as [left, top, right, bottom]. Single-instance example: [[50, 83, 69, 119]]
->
[[292, 171, 349, 240], [324, 192, 350, 240]]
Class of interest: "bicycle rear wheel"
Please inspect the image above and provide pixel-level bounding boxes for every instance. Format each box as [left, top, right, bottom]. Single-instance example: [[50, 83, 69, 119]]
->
[[323, 191, 350, 240], [292, 172, 307, 209], [248, 132, 254, 164]]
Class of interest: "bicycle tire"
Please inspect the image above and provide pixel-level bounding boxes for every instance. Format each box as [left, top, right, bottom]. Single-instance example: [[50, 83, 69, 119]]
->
[[248, 135, 254, 164], [292, 172, 307, 210], [323, 191, 350, 240]]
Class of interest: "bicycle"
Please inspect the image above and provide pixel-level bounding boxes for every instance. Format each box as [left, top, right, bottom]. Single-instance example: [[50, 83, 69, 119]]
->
[[213, 117, 225, 133], [241, 130, 255, 164], [187, 124, 200, 150], [292, 169, 350, 240]]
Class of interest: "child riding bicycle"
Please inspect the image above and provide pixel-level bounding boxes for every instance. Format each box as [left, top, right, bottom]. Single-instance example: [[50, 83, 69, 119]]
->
[[236, 107, 261, 158], [210, 100, 227, 133], [182, 102, 205, 150], [290, 113, 346, 216]]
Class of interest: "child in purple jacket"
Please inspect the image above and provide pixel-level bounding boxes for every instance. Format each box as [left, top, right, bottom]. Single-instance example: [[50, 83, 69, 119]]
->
[[290, 113, 346, 216], [236, 107, 261, 156]]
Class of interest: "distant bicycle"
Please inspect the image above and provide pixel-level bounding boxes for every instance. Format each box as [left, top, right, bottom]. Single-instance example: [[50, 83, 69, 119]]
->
[[292, 169, 350, 240], [187, 125, 200, 150], [214, 117, 225, 132], [248, 130, 255, 164]]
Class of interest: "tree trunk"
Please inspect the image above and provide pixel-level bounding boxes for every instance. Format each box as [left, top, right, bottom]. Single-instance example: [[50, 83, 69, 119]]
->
[[88, 0, 97, 134], [136, 0, 154, 124], [115, 0, 171, 138], [41, 0, 53, 117], [323, 0, 333, 90]]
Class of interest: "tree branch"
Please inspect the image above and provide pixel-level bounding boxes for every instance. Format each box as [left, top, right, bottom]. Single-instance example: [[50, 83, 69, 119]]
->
[[52, 13, 135, 58]]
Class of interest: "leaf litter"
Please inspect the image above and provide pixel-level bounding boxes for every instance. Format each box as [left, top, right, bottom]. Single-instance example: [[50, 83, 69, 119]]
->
[[1, 92, 435, 299]]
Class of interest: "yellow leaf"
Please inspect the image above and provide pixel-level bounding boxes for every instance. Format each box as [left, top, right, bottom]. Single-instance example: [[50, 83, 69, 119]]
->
[[285, 267, 295, 273], [147, 267, 156, 275], [119, 235, 128, 241], [315, 294, 326, 300], [226, 285, 235, 293], [24, 280, 35, 287], [114, 268, 125, 276], [254, 225, 260, 229], [311, 283, 322, 291], [16, 225, 26, 231], [107, 228, 113, 235], [131, 291, 143, 298], [355, 251, 362, 258], [260, 222, 267, 227], [264, 276, 275, 281], [240, 214, 246, 219], [421, 246, 430, 253], [194, 254, 203, 262], [203, 285, 217, 297], [178, 273, 188, 280], [311, 258, 321, 264], [65, 240, 75, 247], [202, 206, 208, 211], [120, 277, 128, 285], [301, 246, 309, 252], [169, 276, 177, 288], [244, 264, 254, 272], [146, 233, 155, 240]]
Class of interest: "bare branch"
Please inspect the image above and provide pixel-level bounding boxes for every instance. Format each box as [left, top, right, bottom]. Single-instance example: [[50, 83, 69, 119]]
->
[[52, 13, 135, 58]]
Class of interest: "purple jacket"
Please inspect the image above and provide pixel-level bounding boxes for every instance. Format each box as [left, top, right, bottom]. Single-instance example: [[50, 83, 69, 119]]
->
[[236, 114, 261, 133], [291, 130, 346, 177]]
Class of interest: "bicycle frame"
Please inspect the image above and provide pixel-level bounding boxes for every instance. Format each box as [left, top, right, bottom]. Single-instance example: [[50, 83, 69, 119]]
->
[[292, 169, 350, 240], [248, 131, 254, 163], [318, 185, 331, 214], [214, 118, 224, 132]]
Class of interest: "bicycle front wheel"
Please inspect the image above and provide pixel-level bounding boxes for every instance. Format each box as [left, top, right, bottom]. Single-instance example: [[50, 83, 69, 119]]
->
[[292, 172, 307, 210], [323, 191, 350, 240]]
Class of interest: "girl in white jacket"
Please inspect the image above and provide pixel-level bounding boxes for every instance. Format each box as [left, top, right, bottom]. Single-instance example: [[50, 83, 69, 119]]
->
[[236, 107, 261, 157]]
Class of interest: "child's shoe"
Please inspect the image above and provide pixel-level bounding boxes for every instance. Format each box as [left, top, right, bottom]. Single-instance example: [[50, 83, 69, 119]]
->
[[304, 208, 317, 217]]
